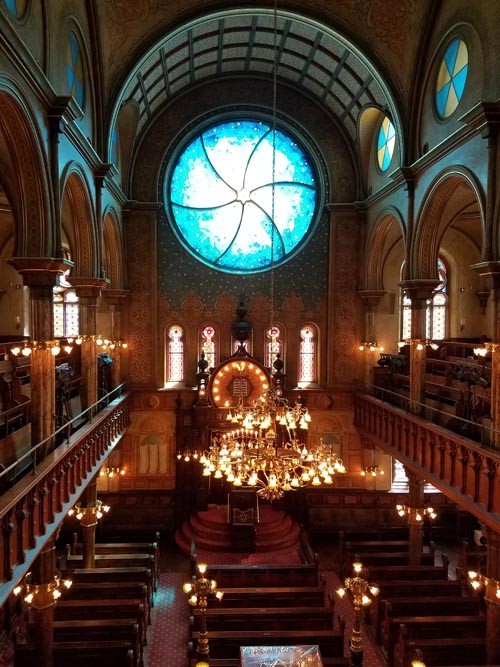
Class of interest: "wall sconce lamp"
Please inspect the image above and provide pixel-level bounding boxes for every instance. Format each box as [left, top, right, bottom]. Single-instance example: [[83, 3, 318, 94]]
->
[[468, 570, 500, 599], [99, 466, 126, 478], [398, 339, 439, 351], [177, 449, 200, 462], [360, 465, 384, 478], [358, 341, 384, 352], [396, 504, 437, 522]]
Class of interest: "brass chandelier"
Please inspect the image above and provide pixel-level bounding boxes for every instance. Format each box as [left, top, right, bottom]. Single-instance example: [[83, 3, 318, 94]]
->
[[200, 388, 345, 501]]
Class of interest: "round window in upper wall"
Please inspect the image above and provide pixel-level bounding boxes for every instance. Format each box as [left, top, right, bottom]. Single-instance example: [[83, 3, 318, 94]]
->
[[166, 118, 320, 274], [3, 0, 28, 20], [435, 38, 468, 119], [66, 31, 85, 109], [377, 115, 396, 172]]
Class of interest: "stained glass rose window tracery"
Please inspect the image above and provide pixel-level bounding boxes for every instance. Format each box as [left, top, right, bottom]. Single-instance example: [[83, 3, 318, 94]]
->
[[166, 119, 318, 274]]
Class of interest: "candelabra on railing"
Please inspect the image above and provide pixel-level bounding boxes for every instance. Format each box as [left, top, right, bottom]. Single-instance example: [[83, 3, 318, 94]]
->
[[67, 499, 110, 526], [336, 561, 379, 667], [183, 563, 224, 664], [468, 570, 500, 600], [14, 572, 72, 609], [395, 504, 437, 522]]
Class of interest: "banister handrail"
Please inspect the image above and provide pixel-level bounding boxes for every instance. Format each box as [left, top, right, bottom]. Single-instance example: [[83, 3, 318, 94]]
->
[[368, 382, 498, 450], [0, 382, 127, 483]]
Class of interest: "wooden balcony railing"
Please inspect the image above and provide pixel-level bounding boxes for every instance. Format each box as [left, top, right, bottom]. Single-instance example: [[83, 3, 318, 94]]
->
[[353, 393, 500, 531], [0, 390, 131, 605]]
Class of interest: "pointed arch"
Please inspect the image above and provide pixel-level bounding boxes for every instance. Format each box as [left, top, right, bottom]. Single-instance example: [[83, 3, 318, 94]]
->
[[60, 166, 98, 277]]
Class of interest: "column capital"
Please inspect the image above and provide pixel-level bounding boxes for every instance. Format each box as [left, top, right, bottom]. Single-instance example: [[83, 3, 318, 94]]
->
[[8, 257, 73, 288], [398, 279, 439, 304], [357, 290, 386, 311], [102, 289, 130, 306], [471, 262, 500, 290], [71, 277, 109, 299]]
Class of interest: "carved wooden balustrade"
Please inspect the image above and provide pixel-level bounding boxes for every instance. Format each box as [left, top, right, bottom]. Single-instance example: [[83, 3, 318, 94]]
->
[[0, 392, 131, 605], [354, 393, 500, 531]]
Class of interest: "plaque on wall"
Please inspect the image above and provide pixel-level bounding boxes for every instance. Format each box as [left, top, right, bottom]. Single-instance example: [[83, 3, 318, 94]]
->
[[240, 645, 323, 667]]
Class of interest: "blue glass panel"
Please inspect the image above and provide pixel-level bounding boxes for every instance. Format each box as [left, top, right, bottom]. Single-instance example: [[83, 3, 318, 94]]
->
[[70, 33, 79, 67], [436, 81, 451, 118], [443, 39, 459, 76], [75, 80, 84, 108], [377, 125, 386, 151], [4, 0, 17, 15], [452, 64, 468, 101], [167, 119, 318, 273]]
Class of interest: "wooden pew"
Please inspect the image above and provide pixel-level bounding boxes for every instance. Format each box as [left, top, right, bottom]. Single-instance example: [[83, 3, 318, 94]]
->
[[63, 581, 152, 623], [68, 533, 160, 585], [215, 584, 328, 608], [60, 567, 154, 611], [388, 619, 486, 667], [15, 641, 135, 667], [190, 605, 336, 632], [188, 625, 345, 661], [204, 562, 319, 588], [54, 598, 147, 648], [378, 597, 482, 652], [367, 577, 462, 630], [350, 551, 435, 569], [52, 620, 141, 667], [393, 636, 487, 667], [364, 559, 449, 583]]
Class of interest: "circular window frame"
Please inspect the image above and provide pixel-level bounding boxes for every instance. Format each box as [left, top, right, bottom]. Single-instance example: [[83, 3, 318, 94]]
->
[[434, 36, 469, 121], [163, 110, 326, 275], [66, 29, 86, 111], [2, 0, 30, 24], [375, 113, 396, 174]]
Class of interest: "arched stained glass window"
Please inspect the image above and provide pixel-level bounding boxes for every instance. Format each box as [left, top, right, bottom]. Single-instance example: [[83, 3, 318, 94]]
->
[[265, 325, 282, 369], [299, 324, 317, 385], [167, 325, 184, 382], [200, 325, 216, 370], [426, 258, 447, 340], [377, 115, 396, 172], [436, 39, 468, 119], [111, 125, 120, 167], [400, 258, 448, 341], [66, 31, 84, 109], [3, 0, 27, 19], [167, 118, 318, 274], [53, 254, 79, 338]]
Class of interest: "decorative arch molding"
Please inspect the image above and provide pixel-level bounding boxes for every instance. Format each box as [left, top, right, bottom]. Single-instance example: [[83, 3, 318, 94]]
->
[[102, 206, 123, 288], [60, 164, 98, 277], [0, 81, 52, 257], [413, 167, 485, 279], [362, 207, 406, 290]]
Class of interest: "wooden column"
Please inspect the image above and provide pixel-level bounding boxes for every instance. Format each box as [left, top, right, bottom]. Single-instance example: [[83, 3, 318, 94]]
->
[[470, 266, 500, 446], [358, 290, 386, 388], [71, 280, 106, 413], [103, 289, 129, 389], [8, 259, 72, 449], [399, 281, 439, 417], [80, 480, 98, 568], [407, 471, 425, 566], [29, 539, 58, 667], [482, 526, 500, 664]]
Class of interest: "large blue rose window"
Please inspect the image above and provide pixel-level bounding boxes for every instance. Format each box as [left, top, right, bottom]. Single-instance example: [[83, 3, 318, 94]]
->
[[167, 119, 318, 273]]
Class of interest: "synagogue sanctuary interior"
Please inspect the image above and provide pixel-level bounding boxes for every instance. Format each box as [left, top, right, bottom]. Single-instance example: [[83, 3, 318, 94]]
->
[[1, 0, 500, 666]]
